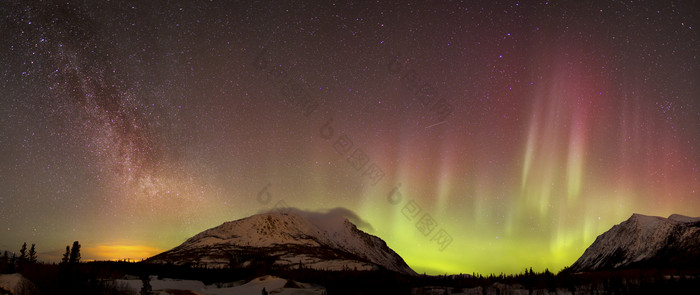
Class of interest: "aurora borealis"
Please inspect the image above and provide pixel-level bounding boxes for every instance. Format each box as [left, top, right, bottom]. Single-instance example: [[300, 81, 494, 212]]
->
[[1, 0, 698, 275]]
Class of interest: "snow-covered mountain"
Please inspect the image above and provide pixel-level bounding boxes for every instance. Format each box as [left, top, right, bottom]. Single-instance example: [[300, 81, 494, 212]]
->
[[147, 212, 417, 276], [569, 213, 700, 272]]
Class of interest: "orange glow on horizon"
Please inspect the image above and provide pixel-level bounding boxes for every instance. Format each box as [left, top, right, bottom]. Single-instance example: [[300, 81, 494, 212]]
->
[[84, 244, 165, 261]]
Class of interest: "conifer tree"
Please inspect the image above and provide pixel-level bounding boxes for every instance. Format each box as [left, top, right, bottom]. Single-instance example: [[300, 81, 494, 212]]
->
[[0, 251, 8, 273], [140, 274, 152, 295], [61, 246, 70, 264], [19, 242, 27, 264], [28, 244, 37, 263], [69, 241, 81, 264]]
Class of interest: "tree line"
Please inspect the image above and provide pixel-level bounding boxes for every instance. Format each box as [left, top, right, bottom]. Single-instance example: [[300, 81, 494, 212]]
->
[[1, 242, 37, 273], [1, 241, 81, 274], [60, 241, 81, 265]]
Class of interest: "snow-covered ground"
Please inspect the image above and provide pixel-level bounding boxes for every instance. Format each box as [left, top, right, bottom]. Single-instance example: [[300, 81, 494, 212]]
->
[[116, 275, 326, 295], [0, 273, 40, 294], [0, 273, 22, 293]]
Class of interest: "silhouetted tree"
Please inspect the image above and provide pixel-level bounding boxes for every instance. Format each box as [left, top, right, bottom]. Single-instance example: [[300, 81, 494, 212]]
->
[[28, 244, 37, 264], [18, 242, 27, 265], [69, 241, 81, 264], [7, 253, 16, 273], [61, 246, 70, 264], [140, 274, 152, 295], [0, 251, 8, 273]]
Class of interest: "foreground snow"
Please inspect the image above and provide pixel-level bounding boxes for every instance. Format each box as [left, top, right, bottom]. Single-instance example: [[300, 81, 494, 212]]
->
[[0, 273, 23, 293], [0, 273, 40, 294], [116, 275, 325, 295]]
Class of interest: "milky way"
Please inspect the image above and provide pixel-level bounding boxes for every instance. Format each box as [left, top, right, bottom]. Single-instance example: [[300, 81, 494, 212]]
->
[[1, 1, 698, 274]]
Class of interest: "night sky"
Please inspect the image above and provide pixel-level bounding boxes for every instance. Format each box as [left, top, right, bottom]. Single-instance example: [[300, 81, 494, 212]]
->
[[1, 0, 698, 275]]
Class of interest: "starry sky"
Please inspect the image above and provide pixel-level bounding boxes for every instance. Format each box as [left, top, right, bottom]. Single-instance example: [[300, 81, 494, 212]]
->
[[1, 0, 698, 275]]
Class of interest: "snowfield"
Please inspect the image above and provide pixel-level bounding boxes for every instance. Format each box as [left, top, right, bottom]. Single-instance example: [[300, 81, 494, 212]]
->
[[0, 273, 40, 295], [116, 275, 326, 295], [0, 273, 22, 293]]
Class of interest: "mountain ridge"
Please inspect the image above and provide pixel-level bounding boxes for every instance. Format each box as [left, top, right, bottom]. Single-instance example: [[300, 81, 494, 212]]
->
[[147, 211, 417, 276], [569, 213, 700, 272]]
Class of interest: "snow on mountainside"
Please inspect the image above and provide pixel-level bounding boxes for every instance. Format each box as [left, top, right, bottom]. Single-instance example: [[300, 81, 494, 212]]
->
[[147, 212, 417, 276], [569, 213, 700, 272]]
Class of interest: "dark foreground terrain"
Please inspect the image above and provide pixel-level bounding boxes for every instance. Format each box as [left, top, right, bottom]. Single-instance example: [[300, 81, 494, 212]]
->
[[2, 260, 700, 294]]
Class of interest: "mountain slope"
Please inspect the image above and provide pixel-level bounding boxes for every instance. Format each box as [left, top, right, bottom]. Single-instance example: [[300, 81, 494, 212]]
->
[[147, 212, 417, 275], [569, 213, 700, 272]]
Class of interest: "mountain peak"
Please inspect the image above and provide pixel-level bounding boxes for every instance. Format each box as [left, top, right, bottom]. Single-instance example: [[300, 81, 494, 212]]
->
[[668, 214, 700, 223], [569, 213, 700, 272], [626, 213, 669, 230], [148, 210, 416, 276]]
